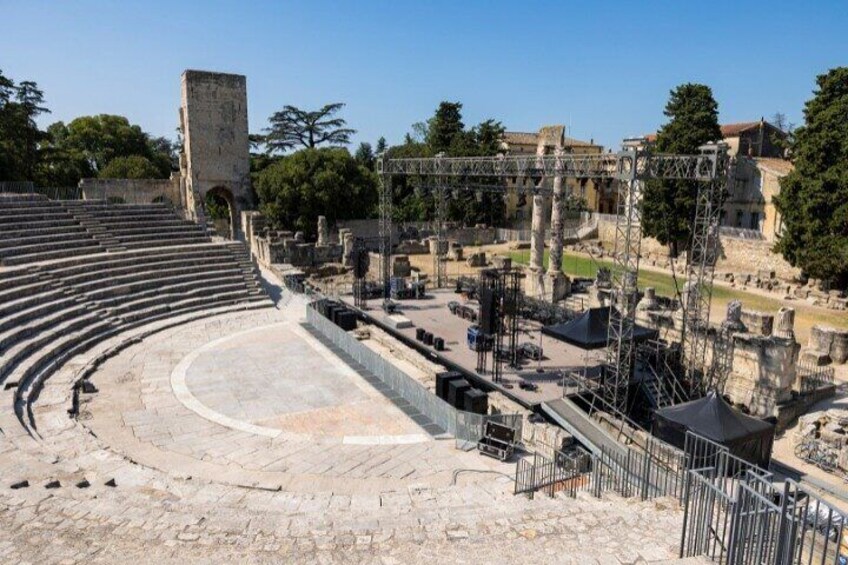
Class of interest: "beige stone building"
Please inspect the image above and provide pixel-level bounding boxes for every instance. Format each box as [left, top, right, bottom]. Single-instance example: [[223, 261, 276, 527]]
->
[[500, 126, 613, 227], [723, 156, 793, 242]]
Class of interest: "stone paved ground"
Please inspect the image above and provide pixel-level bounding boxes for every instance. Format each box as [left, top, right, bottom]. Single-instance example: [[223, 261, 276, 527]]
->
[[0, 289, 688, 563]]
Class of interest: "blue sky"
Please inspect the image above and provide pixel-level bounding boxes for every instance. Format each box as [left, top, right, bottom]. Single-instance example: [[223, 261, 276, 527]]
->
[[2, 1, 846, 151]]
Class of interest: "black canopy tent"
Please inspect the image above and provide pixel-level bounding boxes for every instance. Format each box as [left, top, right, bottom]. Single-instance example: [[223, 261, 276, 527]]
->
[[542, 306, 657, 349], [653, 392, 775, 467]]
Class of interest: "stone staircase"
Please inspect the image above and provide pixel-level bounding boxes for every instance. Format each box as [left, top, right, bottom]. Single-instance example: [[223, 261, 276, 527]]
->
[[0, 194, 273, 438]]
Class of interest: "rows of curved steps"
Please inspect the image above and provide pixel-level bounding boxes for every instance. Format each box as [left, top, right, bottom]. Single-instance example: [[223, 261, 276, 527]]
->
[[61, 200, 211, 252], [0, 194, 104, 265], [0, 196, 274, 447]]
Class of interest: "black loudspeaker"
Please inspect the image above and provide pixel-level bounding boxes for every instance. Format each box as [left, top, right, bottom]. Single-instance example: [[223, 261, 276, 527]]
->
[[463, 388, 488, 415], [336, 311, 357, 331], [433, 337, 445, 351], [479, 287, 497, 335], [326, 303, 341, 322], [448, 379, 471, 408], [436, 371, 463, 401], [423, 332, 433, 345], [353, 249, 370, 279], [331, 305, 347, 324], [415, 328, 425, 342]]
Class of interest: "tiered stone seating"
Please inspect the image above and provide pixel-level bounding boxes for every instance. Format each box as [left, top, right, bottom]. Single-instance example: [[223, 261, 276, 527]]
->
[[0, 194, 273, 435], [0, 195, 104, 265]]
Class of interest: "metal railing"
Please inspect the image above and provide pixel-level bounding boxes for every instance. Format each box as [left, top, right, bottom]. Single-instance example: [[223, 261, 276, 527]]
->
[[798, 360, 836, 395], [718, 226, 767, 240], [515, 447, 593, 499], [0, 182, 179, 206], [680, 432, 848, 565]]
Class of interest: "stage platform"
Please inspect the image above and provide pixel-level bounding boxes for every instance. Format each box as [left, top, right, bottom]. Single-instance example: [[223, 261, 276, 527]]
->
[[341, 289, 605, 409]]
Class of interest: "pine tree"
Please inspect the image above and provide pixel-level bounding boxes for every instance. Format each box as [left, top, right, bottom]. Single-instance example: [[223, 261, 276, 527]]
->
[[641, 84, 722, 257], [774, 67, 848, 287]]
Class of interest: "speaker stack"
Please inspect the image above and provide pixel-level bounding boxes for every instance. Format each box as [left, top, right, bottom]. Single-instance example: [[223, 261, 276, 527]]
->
[[447, 379, 471, 408], [463, 388, 488, 414], [415, 328, 426, 342], [436, 372, 463, 401], [433, 337, 445, 351]]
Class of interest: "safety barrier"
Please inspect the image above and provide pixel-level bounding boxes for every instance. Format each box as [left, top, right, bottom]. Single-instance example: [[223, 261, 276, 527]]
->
[[680, 433, 847, 564]]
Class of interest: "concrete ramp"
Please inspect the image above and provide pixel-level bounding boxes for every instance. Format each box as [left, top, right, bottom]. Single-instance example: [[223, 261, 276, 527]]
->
[[541, 397, 627, 458]]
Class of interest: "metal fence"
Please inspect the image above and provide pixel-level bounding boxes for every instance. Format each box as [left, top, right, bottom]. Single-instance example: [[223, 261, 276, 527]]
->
[[454, 410, 523, 451], [718, 226, 767, 240], [0, 182, 178, 205], [307, 301, 459, 436], [680, 433, 848, 565], [798, 360, 836, 395], [307, 300, 522, 446], [515, 447, 593, 499]]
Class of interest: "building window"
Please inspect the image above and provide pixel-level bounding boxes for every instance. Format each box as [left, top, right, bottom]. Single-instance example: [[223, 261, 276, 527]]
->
[[750, 212, 760, 231], [736, 210, 745, 228]]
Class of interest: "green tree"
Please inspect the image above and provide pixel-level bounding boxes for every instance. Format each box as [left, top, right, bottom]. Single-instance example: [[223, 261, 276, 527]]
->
[[264, 103, 355, 153], [0, 70, 50, 182], [354, 141, 375, 170], [774, 67, 848, 287], [98, 155, 162, 179], [375, 136, 387, 154], [254, 148, 378, 235], [641, 83, 722, 256], [427, 101, 465, 153]]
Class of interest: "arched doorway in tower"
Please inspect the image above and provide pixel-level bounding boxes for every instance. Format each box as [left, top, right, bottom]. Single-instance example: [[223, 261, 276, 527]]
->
[[205, 186, 236, 239]]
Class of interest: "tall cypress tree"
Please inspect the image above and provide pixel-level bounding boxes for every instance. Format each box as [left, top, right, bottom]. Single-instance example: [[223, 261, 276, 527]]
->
[[774, 67, 848, 287], [641, 84, 722, 257]]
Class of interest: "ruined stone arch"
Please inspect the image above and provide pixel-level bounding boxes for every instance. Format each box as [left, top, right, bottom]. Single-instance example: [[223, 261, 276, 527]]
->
[[205, 185, 237, 239]]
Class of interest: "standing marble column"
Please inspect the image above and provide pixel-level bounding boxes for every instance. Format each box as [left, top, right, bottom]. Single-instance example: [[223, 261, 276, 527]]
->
[[545, 147, 571, 301], [317, 215, 329, 246], [527, 184, 547, 299]]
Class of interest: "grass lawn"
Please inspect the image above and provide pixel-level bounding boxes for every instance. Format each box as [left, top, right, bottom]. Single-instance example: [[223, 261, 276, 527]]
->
[[508, 249, 848, 335]]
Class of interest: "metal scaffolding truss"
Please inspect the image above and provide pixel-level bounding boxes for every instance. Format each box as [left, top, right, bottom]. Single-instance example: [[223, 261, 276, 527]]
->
[[377, 142, 728, 412], [378, 151, 719, 181], [681, 147, 734, 394]]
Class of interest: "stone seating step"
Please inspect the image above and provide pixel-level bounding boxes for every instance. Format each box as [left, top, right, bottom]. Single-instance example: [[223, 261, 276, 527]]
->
[[49, 247, 239, 279], [118, 289, 269, 324], [34, 243, 236, 272], [0, 236, 100, 256], [120, 237, 211, 250], [0, 225, 89, 242], [108, 278, 261, 314], [0, 211, 76, 225], [1, 244, 108, 266], [114, 229, 208, 242], [0, 238, 103, 260], [59, 255, 241, 287], [0, 302, 91, 354], [0, 230, 94, 251], [0, 270, 42, 293], [0, 218, 85, 233], [0, 284, 76, 320], [0, 278, 59, 304], [97, 273, 253, 307], [0, 310, 108, 385], [76, 213, 183, 224], [103, 225, 206, 238], [0, 206, 74, 219], [74, 264, 246, 298], [0, 296, 79, 336]]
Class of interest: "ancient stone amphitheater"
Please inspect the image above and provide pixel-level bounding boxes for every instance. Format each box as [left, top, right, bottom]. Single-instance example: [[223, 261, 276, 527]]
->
[[0, 194, 686, 564]]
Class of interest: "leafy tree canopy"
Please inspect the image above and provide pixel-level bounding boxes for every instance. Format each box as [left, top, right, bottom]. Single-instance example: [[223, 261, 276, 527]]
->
[[254, 147, 378, 236], [99, 155, 162, 179], [385, 102, 506, 225], [264, 103, 355, 154], [641, 83, 722, 256], [774, 67, 848, 287]]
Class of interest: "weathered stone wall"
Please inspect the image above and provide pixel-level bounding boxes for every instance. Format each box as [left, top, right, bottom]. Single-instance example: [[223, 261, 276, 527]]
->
[[180, 70, 252, 239], [78, 177, 182, 206], [596, 218, 801, 281]]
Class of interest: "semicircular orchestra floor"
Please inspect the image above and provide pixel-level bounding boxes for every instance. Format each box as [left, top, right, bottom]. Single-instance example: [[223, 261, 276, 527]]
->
[[81, 306, 509, 494]]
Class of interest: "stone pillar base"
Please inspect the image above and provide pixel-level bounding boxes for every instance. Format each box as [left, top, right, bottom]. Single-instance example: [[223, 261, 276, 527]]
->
[[524, 267, 546, 300], [544, 271, 571, 303]]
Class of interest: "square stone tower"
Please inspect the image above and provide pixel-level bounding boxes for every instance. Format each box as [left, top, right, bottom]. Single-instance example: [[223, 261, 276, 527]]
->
[[179, 70, 252, 239]]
